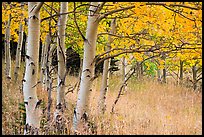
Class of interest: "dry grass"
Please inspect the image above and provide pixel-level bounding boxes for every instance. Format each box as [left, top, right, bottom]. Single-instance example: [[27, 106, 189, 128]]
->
[[2, 60, 202, 135]]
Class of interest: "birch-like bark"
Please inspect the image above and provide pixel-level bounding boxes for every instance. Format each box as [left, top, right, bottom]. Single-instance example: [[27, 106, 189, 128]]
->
[[73, 2, 100, 132], [98, 18, 116, 114], [42, 34, 51, 90], [46, 36, 55, 122], [14, 24, 24, 81], [14, 3, 24, 81], [157, 68, 162, 82], [77, 58, 83, 93], [4, 21, 7, 66], [5, 14, 12, 80], [56, 2, 68, 114], [22, 2, 43, 135]]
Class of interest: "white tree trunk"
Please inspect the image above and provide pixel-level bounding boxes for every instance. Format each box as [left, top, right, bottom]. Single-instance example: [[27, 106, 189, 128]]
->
[[47, 38, 56, 121], [73, 2, 100, 132], [22, 2, 43, 134], [41, 34, 51, 90], [157, 68, 162, 82], [56, 2, 68, 113], [14, 2, 24, 81], [45, 34, 52, 90], [14, 20, 24, 81], [5, 14, 12, 80], [98, 18, 116, 114], [4, 21, 7, 66]]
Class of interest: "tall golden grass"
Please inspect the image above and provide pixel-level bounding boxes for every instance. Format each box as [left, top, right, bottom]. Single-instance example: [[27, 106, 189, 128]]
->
[[2, 60, 202, 135]]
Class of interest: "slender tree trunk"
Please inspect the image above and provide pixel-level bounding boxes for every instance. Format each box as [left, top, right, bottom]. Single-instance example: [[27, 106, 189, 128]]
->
[[40, 43, 45, 86], [192, 65, 197, 90], [46, 35, 54, 122], [4, 21, 8, 66], [73, 2, 100, 133], [55, 2, 68, 115], [179, 60, 183, 85], [157, 68, 162, 82], [14, 3, 24, 82], [42, 34, 51, 90], [5, 14, 12, 80], [121, 56, 127, 92], [162, 69, 166, 83], [14, 23, 24, 81], [22, 2, 43, 135], [136, 61, 140, 79], [140, 62, 144, 78], [98, 18, 116, 114], [77, 58, 83, 93]]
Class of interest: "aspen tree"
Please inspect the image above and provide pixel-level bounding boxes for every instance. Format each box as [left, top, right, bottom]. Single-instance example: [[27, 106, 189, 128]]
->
[[46, 37, 56, 122], [5, 14, 12, 80], [4, 21, 7, 66], [41, 34, 51, 90], [192, 65, 197, 90], [98, 18, 116, 114], [55, 2, 68, 114], [14, 2, 24, 82], [40, 43, 45, 86], [179, 60, 184, 85], [73, 2, 101, 133], [121, 56, 128, 92], [22, 2, 43, 135]]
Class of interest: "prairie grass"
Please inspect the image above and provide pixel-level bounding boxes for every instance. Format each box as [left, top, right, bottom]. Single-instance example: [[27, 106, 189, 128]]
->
[[2, 60, 202, 135]]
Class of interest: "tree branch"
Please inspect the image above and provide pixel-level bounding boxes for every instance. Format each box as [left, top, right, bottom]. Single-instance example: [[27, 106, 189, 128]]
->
[[146, 2, 202, 10], [73, 2, 86, 41], [33, 2, 44, 14], [98, 5, 135, 21], [162, 5, 196, 22]]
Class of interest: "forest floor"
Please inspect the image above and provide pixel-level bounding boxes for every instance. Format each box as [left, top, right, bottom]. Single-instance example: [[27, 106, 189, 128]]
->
[[2, 61, 202, 135]]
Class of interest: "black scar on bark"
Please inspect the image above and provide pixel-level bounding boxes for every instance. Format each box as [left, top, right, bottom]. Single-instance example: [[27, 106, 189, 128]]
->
[[32, 15, 39, 20], [83, 69, 91, 73], [22, 79, 26, 82], [30, 61, 35, 66], [82, 112, 88, 122], [56, 103, 62, 110], [35, 100, 42, 109], [32, 69, 35, 75], [24, 54, 31, 60], [25, 123, 31, 132], [24, 101, 28, 105], [74, 108, 77, 120]]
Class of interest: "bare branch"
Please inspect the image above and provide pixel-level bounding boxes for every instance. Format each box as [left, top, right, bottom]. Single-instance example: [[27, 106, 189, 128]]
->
[[41, 11, 81, 23], [162, 5, 196, 22], [98, 5, 135, 21], [146, 2, 202, 10], [73, 2, 86, 41], [33, 2, 44, 14], [96, 2, 106, 13], [42, 6, 58, 23]]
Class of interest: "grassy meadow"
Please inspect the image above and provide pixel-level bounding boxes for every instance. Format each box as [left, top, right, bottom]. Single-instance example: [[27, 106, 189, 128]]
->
[[2, 60, 202, 135]]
